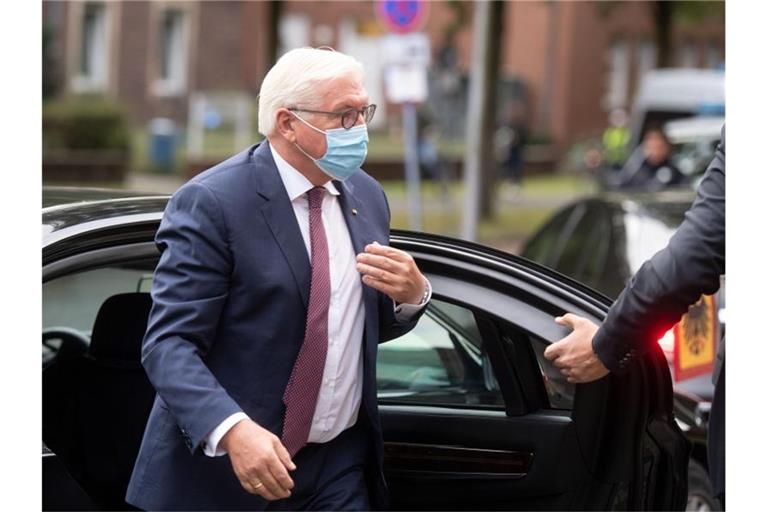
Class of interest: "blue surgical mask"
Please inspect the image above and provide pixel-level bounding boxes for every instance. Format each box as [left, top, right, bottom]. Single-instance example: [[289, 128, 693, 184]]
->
[[291, 112, 369, 181]]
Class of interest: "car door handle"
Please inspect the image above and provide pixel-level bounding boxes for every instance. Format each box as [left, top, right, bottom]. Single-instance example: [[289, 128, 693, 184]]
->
[[384, 442, 534, 479]]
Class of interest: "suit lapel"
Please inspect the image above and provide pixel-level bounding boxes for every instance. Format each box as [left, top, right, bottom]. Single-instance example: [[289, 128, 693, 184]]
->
[[336, 179, 380, 335], [335, 179, 376, 255], [250, 142, 311, 308]]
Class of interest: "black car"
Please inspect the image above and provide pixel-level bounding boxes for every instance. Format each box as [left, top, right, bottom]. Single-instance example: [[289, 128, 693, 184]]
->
[[520, 190, 722, 511], [43, 187, 689, 511]]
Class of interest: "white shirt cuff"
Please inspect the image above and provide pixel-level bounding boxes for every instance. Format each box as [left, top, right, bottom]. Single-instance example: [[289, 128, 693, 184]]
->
[[394, 278, 432, 322], [202, 412, 249, 457]]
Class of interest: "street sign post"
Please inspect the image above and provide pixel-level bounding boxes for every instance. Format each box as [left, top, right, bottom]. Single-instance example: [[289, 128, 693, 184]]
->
[[377, 1, 431, 231]]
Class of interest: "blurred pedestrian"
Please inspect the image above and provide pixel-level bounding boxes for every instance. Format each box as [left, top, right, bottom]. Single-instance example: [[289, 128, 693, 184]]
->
[[618, 127, 686, 190], [417, 111, 452, 203], [602, 108, 630, 169], [500, 102, 528, 186], [543, 126, 725, 508]]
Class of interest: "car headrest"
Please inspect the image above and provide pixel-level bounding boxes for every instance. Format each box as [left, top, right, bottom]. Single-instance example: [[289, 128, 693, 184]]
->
[[89, 293, 153, 362]]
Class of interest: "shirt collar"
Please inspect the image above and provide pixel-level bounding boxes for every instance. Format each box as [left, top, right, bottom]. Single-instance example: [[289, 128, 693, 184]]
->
[[269, 143, 339, 202]]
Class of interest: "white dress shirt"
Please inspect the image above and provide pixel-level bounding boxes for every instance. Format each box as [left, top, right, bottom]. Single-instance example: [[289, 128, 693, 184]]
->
[[202, 144, 431, 456]]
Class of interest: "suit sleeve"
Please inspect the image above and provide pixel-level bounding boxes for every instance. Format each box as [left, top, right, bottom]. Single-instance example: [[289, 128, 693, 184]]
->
[[593, 127, 725, 373], [374, 183, 428, 342], [141, 182, 243, 453]]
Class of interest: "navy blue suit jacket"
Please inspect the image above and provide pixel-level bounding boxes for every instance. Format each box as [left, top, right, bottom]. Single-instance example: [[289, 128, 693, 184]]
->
[[126, 142, 422, 510]]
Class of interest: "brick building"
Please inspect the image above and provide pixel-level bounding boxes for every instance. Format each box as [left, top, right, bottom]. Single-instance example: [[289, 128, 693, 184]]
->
[[43, 0, 724, 155]]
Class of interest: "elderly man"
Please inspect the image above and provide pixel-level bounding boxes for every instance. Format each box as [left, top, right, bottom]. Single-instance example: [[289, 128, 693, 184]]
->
[[126, 48, 430, 511]]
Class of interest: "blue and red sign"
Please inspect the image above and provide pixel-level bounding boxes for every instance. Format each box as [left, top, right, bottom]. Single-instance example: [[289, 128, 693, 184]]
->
[[376, 0, 429, 33]]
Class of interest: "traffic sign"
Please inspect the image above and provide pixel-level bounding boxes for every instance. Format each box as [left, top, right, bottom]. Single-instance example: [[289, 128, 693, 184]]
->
[[375, 0, 429, 33], [381, 33, 431, 104], [382, 32, 430, 66]]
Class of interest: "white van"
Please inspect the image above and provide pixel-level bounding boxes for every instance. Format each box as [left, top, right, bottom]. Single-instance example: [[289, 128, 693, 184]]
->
[[628, 68, 725, 148]]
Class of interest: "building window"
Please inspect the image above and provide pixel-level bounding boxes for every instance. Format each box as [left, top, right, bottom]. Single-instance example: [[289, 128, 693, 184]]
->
[[603, 39, 630, 110], [706, 41, 723, 69], [278, 14, 310, 57], [636, 39, 657, 85], [153, 9, 188, 96], [677, 40, 699, 68], [73, 2, 109, 92]]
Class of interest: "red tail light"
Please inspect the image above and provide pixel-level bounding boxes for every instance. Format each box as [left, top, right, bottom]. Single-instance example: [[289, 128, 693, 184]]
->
[[657, 326, 676, 358]]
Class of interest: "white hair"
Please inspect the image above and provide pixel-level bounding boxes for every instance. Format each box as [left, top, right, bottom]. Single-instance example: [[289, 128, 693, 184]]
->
[[258, 47, 365, 136]]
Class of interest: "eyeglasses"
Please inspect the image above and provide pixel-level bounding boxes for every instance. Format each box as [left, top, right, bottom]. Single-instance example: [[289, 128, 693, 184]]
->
[[289, 104, 377, 130]]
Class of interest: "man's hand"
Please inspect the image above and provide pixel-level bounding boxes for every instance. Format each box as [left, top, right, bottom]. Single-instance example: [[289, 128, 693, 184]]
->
[[220, 419, 296, 501], [356, 242, 427, 305], [543, 313, 610, 384]]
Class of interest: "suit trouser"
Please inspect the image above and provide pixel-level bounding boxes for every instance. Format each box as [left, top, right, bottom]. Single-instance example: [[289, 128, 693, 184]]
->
[[264, 421, 371, 511], [708, 361, 725, 505]]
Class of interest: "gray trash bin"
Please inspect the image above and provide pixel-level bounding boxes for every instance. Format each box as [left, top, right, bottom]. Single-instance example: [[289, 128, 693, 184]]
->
[[148, 118, 177, 173]]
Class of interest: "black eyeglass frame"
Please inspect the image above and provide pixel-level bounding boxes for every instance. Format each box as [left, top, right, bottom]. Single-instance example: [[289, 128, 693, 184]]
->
[[289, 104, 377, 130]]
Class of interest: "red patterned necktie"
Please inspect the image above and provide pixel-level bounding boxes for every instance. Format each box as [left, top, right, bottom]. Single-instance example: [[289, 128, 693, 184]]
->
[[282, 186, 331, 457]]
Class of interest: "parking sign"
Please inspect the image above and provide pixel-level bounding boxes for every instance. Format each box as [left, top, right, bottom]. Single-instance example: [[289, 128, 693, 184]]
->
[[375, 0, 429, 34]]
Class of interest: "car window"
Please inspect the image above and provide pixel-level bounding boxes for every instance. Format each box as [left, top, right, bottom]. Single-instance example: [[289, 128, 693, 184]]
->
[[377, 298, 504, 409], [42, 261, 155, 364], [552, 204, 606, 280], [557, 204, 612, 290], [527, 336, 575, 409], [521, 205, 583, 267], [671, 139, 720, 177]]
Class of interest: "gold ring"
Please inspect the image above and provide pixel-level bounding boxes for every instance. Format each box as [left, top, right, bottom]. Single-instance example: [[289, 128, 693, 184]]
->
[[253, 481, 264, 490]]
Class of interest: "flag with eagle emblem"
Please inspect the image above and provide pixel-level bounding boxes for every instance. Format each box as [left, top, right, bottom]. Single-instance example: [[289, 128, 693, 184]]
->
[[673, 294, 718, 380]]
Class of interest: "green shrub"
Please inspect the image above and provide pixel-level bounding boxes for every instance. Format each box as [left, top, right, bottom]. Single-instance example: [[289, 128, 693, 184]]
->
[[43, 96, 131, 154]]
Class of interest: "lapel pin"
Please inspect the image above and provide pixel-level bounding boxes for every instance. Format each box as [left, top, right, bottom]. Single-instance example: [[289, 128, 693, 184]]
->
[[352, 208, 358, 216]]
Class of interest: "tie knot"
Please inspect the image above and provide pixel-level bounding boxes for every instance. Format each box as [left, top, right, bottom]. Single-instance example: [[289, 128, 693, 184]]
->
[[307, 187, 325, 211]]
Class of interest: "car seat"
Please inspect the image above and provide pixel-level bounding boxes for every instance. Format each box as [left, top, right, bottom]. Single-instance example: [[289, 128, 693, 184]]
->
[[44, 293, 156, 510]]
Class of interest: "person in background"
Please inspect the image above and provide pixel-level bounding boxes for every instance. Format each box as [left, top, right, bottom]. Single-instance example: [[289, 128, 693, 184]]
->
[[619, 127, 686, 190], [501, 102, 528, 187], [602, 108, 630, 169]]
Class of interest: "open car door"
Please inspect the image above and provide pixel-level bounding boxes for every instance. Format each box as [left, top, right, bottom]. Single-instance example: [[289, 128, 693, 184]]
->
[[379, 233, 690, 510]]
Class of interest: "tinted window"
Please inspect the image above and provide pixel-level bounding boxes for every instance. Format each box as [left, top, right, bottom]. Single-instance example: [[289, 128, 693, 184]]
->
[[377, 299, 503, 409], [43, 262, 155, 365], [528, 336, 575, 409], [521, 205, 583, 267], [554, 204, 612, 289]]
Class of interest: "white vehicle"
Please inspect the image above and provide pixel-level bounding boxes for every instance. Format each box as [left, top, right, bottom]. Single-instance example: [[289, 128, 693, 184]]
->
[[628, 68, 725, 149], [665, 115, 724, 183]]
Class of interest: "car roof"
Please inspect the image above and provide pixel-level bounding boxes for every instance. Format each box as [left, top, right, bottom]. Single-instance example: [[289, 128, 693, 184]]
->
[[42, 187, 170, 244], [43, 186, 168, 208], [595, 189, 694, 215]]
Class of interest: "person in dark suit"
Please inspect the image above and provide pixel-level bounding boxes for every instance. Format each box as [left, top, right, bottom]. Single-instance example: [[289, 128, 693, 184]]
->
[[126, 48, 431, 511], [543, 127, 725, 506], [618, 127, 687, 191]]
